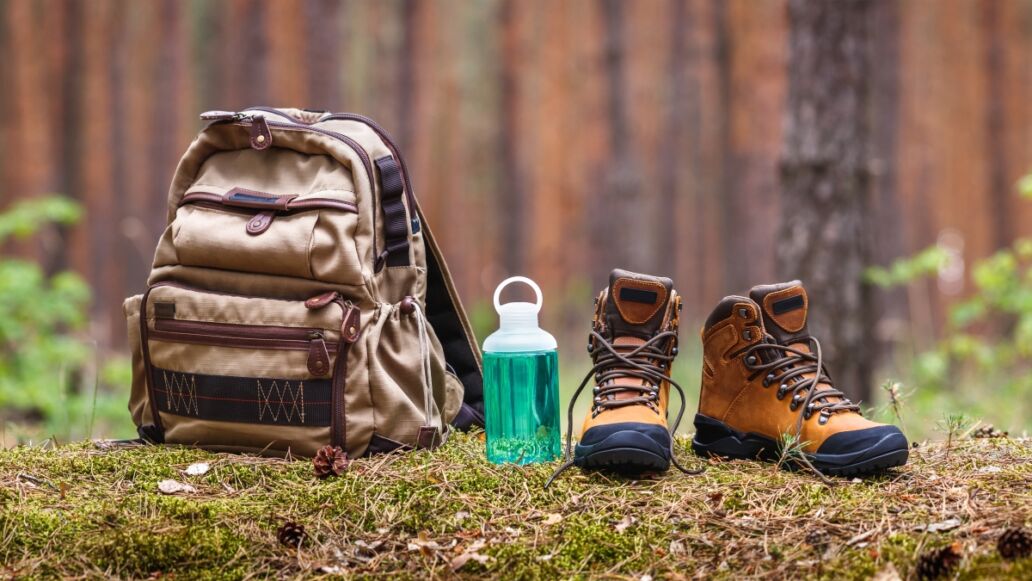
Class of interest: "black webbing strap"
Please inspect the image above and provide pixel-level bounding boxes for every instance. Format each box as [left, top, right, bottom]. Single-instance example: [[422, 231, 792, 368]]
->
[[375, 155, 410, 268], [151, 366, 333, 427], [422, 220, 484, 428]]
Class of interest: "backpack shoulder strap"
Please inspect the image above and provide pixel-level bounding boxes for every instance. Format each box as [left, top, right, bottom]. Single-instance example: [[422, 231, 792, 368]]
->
[[416, 202, 485, 429]]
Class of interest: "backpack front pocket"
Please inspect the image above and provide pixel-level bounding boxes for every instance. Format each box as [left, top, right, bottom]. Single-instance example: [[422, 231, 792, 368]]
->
[[167, 189, 364, 285], [139, 284, 360, 456]]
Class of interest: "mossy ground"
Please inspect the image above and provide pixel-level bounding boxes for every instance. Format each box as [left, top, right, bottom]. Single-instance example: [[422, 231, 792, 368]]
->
[[0, 433, 1029, 579]]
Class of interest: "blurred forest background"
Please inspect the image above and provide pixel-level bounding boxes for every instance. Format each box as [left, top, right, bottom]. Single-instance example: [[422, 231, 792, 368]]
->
[[2, 0, 1032, 444]]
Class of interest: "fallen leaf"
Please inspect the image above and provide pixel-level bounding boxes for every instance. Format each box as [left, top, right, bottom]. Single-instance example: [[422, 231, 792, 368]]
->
[[669, 540, 686, 555], [317, 565, 345, 574], [914, 518, 962, 533], [184, 462, 210, 476], [615, 515, 635, 534], [978, 465, 1002, 474], [542, 513, 563, 525], [454, 510, 470, 523], [157, 479, 197, 495]]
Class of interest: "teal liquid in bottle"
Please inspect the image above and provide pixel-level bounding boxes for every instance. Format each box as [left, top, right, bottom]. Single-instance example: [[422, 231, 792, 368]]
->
[[482, 277, 561, 464]]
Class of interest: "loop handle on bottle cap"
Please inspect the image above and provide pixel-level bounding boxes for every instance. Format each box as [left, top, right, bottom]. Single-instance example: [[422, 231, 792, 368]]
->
[[493, 276, 543, 314]]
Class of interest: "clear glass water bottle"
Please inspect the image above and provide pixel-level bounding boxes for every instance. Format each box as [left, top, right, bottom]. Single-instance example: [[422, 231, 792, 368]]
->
[[482, 276, 561, 464]]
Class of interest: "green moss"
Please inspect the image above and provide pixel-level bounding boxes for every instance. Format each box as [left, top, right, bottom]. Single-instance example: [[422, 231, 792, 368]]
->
[[0, 434, 1029, 578]]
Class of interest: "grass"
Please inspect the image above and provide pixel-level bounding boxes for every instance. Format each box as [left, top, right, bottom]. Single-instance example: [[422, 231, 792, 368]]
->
[[1, 433, 1029, 579]]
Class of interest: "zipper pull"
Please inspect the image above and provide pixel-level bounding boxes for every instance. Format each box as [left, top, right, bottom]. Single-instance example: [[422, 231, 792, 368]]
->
[[200, 110, 242, 122], [341, 303, 362, 344], [249, 115, 272, 150], [307, 331, 331, 377], [305, 291, 340, 310], [304, 292, 361, 343]]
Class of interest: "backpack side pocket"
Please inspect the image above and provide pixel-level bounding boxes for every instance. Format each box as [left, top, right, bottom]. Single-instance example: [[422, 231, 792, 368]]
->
[[123, 295, 152, 430]]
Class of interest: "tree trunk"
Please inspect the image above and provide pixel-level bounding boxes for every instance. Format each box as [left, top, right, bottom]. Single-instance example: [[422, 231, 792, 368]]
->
[[778, 0, 874, 402], [497, 0, 525, 277], [982, 0, 1010, 251], [595, 0, 649, 282]]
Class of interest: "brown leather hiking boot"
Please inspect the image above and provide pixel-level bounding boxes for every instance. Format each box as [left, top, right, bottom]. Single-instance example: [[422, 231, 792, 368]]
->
[[547, 269, 702, 486], [692, 281, 908, 476]]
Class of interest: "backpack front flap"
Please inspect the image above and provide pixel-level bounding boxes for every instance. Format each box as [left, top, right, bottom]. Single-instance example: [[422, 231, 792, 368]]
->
[[125, 107, 482, 457]]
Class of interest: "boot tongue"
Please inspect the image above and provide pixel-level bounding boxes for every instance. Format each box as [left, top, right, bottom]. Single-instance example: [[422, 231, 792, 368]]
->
[[749, 281, 810, 345], [604, 269, 674, 340]]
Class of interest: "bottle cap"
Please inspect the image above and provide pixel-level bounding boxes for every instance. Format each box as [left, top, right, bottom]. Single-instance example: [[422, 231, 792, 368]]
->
[[493, 276, 542, 330]]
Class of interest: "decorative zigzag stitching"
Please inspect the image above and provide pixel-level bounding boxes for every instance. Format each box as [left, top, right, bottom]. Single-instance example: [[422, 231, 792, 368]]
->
[[257, 379, 306, 424], [162, 371, 199, 415]]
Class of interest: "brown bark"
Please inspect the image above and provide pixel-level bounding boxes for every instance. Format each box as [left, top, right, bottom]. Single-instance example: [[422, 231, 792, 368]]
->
[[778, 0, 874, 401], [982, 0, 1010, 250], [301, 0, 342, 112], [660, 0, 689, 295], [595, 0, 649, 282], [867, 0, 905, 364], [497, 0, 525, 277]]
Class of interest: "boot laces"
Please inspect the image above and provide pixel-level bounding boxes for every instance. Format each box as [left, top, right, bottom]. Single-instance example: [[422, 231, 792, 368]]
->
[[544, 330, 705, 488], [742, 335, 861, 435]]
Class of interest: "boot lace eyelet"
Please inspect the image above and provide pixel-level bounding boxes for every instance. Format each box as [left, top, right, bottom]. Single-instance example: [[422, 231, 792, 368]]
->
[[789, 394, 802, 410], [745, 355, 758, 367], [818, 412, 829, 425], [763, 373, 775, 387], [742, 329, 753, 341], [777, 384, 788, 400]]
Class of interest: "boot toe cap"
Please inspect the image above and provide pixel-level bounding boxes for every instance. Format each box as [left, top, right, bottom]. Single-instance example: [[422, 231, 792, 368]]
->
[[814, 424, 909, 469]]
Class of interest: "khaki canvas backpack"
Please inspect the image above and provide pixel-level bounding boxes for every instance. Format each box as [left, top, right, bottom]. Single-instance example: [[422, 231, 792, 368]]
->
[[123, 107, 484, 458]]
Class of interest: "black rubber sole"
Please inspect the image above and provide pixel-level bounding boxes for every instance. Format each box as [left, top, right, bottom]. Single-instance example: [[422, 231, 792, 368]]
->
[[691, 414, 909, 477], [575, 423, 672, 475]]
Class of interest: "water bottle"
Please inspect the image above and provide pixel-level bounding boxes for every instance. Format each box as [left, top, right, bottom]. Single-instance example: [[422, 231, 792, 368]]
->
[[482, 276, 561, 464]]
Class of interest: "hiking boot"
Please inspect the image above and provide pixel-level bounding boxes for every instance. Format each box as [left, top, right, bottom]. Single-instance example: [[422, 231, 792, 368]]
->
[[692, 281, 909, 476], [546, 269, 702, 486]]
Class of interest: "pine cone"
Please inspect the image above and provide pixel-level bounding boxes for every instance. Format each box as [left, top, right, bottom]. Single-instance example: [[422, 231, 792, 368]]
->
[[997, 527, 1032, 561], [313, 445, 349, 478], [972, 424, 1008, 439], [277, 521, 306, 548], [914, 542, 962, 580]]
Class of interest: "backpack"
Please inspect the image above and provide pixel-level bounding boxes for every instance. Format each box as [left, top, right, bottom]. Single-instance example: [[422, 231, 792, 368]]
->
[[123, 107, 484, 458]]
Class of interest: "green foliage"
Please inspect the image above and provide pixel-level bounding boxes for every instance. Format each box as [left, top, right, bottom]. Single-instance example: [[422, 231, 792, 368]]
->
[[870, 172, 1032, 436], [936, 413, 972, 459], [0, 196, 81, 244], [864, 245, 950, 288], [1018, 172, 1032, 199], [0, 196, 132, 442]]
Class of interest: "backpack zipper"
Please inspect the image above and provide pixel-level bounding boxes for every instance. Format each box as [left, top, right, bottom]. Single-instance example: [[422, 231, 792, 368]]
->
[[179, 192, 358, 214], [202, 110, 379, 257], [142, 282, 362, 449], [306, 291, 363, 450]]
